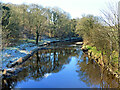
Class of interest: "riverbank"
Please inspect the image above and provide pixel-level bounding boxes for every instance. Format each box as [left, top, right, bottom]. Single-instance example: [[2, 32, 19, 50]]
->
[[81, 44, 120, 79], [1, 37, 82, 78], [2, 42, 118, 89]]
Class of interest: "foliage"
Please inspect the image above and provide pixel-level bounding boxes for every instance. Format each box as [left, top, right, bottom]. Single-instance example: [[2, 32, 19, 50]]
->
[[1, 3, 76, 47]]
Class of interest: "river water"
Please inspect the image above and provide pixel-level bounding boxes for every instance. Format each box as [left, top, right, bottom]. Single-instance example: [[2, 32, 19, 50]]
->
[[2, 42, 119, 88]]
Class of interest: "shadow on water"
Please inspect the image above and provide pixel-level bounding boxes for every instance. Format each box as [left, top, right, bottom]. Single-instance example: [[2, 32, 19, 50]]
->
[[2, 42, 119, 89]]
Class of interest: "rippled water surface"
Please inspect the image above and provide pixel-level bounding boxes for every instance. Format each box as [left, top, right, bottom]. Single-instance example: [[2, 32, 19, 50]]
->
[[2, 42, 119, 88]]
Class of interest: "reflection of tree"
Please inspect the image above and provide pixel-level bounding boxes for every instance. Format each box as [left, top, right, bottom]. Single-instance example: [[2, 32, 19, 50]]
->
[[2, 46, 79, 89], [77, 57, 101, 87], [2, 45, 119, 89], [76, 53, 118, 88]]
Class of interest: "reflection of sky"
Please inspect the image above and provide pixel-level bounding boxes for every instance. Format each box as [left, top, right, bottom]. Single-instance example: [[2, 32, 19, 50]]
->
[[3, 44, 117, 88], [1, 0, 119, 18], [15, 56, 90, 88], [44, 73, 52, 78]]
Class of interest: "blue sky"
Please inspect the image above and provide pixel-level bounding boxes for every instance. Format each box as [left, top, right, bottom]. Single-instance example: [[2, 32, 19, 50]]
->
[[1, 0, 119, 18]]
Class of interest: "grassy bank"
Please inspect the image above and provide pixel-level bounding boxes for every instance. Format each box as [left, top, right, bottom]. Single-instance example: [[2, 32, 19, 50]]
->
[[81, 44, 119, 78]]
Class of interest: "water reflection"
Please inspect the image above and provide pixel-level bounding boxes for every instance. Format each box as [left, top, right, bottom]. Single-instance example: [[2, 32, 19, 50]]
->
[[2, 43, 119, 89], [77, 53, 119, 88], [2, 46, 80, 89]]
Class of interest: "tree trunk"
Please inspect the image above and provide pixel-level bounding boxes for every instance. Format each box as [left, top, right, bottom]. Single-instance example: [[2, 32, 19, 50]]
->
[[39, 34, 41, 41], [118, 1, 120, 88], [36, 30, 39, 45], [109, 40, 112, 66]]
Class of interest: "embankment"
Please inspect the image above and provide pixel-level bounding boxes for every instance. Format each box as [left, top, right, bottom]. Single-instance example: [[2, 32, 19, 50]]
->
[[81, 44, 120, 79]]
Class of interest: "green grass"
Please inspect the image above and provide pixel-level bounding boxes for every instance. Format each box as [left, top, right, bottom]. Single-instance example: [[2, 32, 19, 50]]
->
[[86, 45, 102, 54]]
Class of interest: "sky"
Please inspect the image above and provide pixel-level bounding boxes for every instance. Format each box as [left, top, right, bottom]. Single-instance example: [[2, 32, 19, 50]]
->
[[0, 0, 119, 18]]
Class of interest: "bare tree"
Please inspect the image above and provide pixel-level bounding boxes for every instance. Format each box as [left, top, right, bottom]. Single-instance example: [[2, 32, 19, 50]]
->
[[118, 1, 120, 88], [101, 1, 120, 85]]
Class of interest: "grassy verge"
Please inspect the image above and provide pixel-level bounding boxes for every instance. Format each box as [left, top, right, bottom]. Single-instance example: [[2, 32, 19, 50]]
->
[[82, 44, 119, 78]]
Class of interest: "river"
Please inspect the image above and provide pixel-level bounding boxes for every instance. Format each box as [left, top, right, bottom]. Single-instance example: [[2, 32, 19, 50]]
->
[[2, 42, 119, 88]]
